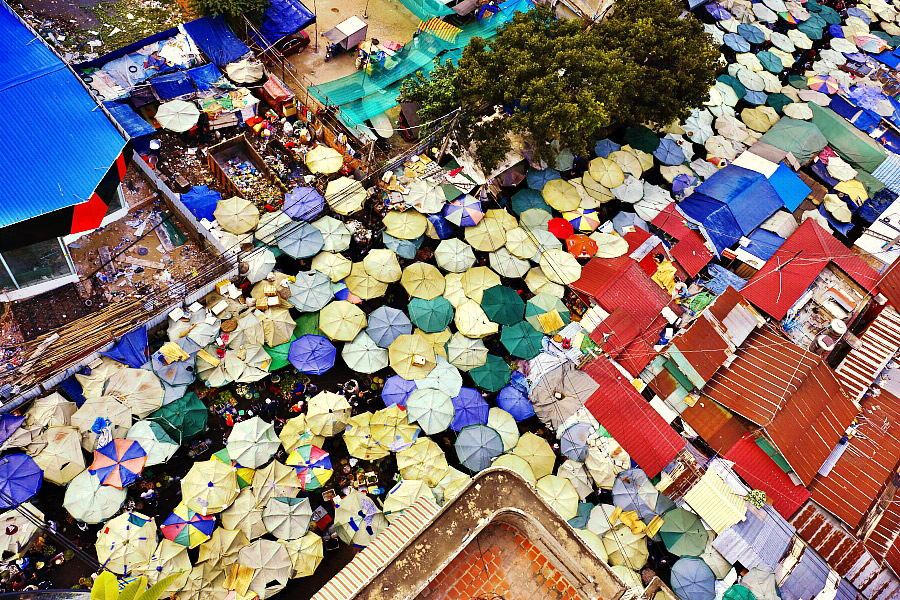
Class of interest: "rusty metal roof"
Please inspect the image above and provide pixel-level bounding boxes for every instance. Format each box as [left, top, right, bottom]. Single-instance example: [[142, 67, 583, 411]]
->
[[866, 495, 900, 568], [836, 307, 900, 402], [672, 230, 714, 278], [670, 313, 732, 386], [680, 399, 749, 456]]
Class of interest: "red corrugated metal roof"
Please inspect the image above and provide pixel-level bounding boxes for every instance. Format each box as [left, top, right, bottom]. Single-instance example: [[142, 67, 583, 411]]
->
[[570, 255, 632, 300], [879, 259, 900, 312], [724, 434, 811, 519], [583, 357, 685, 477], [590, 308, 640, 359], [672, 313, 731, 383], [707, 286, 745, 322], [619, 335, 657, 377], [672, 231, 714, 278], [740, 219, 880, 320], [681, 399, 748, 455], [651, 202, 694, 240]]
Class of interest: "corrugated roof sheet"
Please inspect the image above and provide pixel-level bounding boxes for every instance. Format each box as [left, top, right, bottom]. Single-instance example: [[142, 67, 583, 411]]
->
[[589, 307, 640, 359], [0, 1, 125, 228], [836, 307, 900, 402], [672, 230, 714, 277], [657, 449, 705, 504], [724, 434, 811, 519], [670, 312, 732, 387], [680, 399, 748, 455], [779, 547, 831, 600], [878, 260, 900, 312], [683, 469, 748, 533], [866, 498, 900, 570], [583, 357, 685, 477], [740, 219, 880, 320], [651, 202, 695, 240], [712, 502, 795, 572], [791, 502, 872, 578]]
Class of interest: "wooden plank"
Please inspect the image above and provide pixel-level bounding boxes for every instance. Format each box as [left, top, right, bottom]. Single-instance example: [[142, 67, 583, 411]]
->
[[149, 212, 175, 253], [121, 256, 166, 270]]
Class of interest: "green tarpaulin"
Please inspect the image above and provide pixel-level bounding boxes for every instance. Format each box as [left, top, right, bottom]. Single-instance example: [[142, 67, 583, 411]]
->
[[758, 117, 827, 164], [808, 103, 887, 172]]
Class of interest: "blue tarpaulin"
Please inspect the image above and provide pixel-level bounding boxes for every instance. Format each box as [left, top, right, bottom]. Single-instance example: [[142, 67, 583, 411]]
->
[[186, 63, 222, 91], [768, 163, 811, 211], [58, 376, 86, 407], [183, 15, 250, 67], [101, 327, 149, 368], [103, 101, 155, 138], [150, 71, 195, 99], [705, 264, 748, 295], [180, 185, 221, 222], [743, 229, 785, 262], [259, 0, 316, 47], [75, 28, 179, 71]]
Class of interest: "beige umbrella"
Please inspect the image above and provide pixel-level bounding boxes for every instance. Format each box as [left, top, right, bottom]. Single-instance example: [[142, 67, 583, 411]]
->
[[221, 488, 266, 541], [585, 438, 630, 489], [513, 432, 556, 479], [539, 248, 582, 284], [250, 461, 302, 508], [383, 479, 434, 522], [388, 333, 436, 380], [525, 267, 565, 298], [542, 179, 581, 211], [492, 453, 536, 485], [325, 177, 366, 215], [531, 363, 599, 429], [156, 100, 200, 132], [346, 262, 389, 300], [446, 332, 488, 371], [436, 468, 470, 503], [582, 172, 614, 204], [610, 150, 643, 177], [280, 532, 323, 578], [397, 438, 449, 486], [741, 107, 779, 133], [362, 249, 402, 283], [489, 248, 530, 278], [306, 391, 352, 437], [95, 510, 157, 575], [485, 209, 518, 231], [255, 211, 293, 246], [464, 217, 507, 251], [279, 415, 324, 451], [460, 266, 501, 303], [182, 459, 239, 516], [63, 471, 126, 524], [71, 396, 132, 451], [383, 210, 427, 240], [418, 328, 451, 359], [520, 208, 552, 230], [603, 524, 649, 569], [400, 262, 445, 300], [529, 230, 563, 263], [0, 503, 43, 559], [454, 300, 499, 339], [26, 392, 76, 429], [243, 248, 277, 284], [258, 307, 294, 347], [536, 475, 579, 520], [311, 216, 351, 252], [262, 496, 312, 540], [824, 194, 853, 222], [577, 530, 609, 563], [505, 227, 539, 260], [103, 368, 163, 419], [487, 407, 519, 451], [305, 145, 344, 174], [142, 538, 191, 593], [215, 197, 260, 235], [311, 252, 352, 282], [33, 426, 84, 485], [405, 179, 446, 214], [198, 528, 249, 569], [443, 273, 468, 308], [227, 417, 279, 469], [435, 238, 476, 273], [343, 412, 389, 460], [591, 232, 629, 258], [334, 490, 388, 547], [238, 539, 292, 599], [587, 504, 617, 537], [588, 157, 625, 189], [558, 459, 593, 500], [783, 102, 813, 120], [75, 356, 125, 399], [319, 301, 366, 341], [177, 562, 227, 600]]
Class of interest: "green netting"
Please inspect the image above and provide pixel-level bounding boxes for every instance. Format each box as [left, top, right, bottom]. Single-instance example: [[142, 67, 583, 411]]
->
[[398, 0, 455, 21]]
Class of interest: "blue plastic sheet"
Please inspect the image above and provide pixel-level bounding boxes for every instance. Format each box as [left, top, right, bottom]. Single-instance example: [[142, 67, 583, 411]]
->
[[180, 185, 221, 222], [187, 63, 223, 91], [743, 229, 785, 262], [768, 163, 811, 211], [183, 15, 250, 67], [103, 101, 155, 138], [259, 0, 315, 46], [150, 71, 195, 99], [705, 264, 748, 295]]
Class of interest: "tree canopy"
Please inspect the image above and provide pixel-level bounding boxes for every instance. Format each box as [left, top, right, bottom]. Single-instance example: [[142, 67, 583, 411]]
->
[[190, 0, 268, 19]]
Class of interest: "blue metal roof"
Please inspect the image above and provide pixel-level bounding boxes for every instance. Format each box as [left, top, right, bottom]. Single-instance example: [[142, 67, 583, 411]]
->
[[0, 1, 126, 228]]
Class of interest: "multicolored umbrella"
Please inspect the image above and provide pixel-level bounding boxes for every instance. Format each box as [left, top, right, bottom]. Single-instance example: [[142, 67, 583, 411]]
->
[[89, 439, 147, 489], [161, 502, 216, 548], [443, 194, 483, 227], [807, 74, 839, 93], [286, 443, 333, 491]]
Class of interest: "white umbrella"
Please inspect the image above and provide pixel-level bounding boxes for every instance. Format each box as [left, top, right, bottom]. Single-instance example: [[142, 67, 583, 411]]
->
[[435, 238, 476, 273], [342, 331, 389, 374], [103, 368, 164, 419], [243, 248, 277, 284], [418, 356, 463, 397], [611, 176, 644, 203], [489, 247, 530, 278], [64, 470, 126, 523], [156, 100, 200, 132], [0, 503, 43, 558], [238, 539, 292, 599], [263, 496, 312, 540], [227, 417, 279, 469]]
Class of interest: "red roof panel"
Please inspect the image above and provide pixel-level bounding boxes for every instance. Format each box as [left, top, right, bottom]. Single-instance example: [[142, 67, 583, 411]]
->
[[651, 202, 694, 240], [590, 308, 640, 359], [680, 399, 748, 455], [672, 231, 714, 278], [672, 314, 731, 383]]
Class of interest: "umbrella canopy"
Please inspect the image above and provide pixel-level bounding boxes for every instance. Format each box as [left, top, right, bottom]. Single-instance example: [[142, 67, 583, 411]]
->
[[0, 454, 41, 509], [480, 286, 525, 326], [660, 507, 709, 557], [212, 447, 254, 490], [370, 405, 419, 452], [281, 531, 323, 578], [381, 374, 417, 408], [239, 539, 292, 599], [405, 179, 446, 214], [227, 417, 279, 469], [34, 426, 85, 485], [362, 249, 402, 284], [460, 269, 503, 305], [305, 145, 344, 174], [95, 510, 157, 575], [64, 470, 126, 523], [527, 168, 561, 190], [255, 210, 293, 246], [559, 459, 593, 500], [443, 194, 484, 227], [588, 157, 625, 188], [525, 267, 564, 298], [307, 391, 351, 437], [25, 393, 76, 429], [182, 459, 239, 515], [585, 438, 629, 489], [334, 490, 387, 547], [221, 487, 266, 540], [363, 306, 410, 348], [539, 248, 582, 284], [513, 432, 556, 479], [446, 332, 489, 371], [286, 442, 333, 491], [263, 496, 312, 540], [505, 227, 539, 260], [501, 322, 544, 359], [406, 388, 454, 435], [259, 307, 296, 347], [325, 177, 365, 215], [383, 479, 434, 522], [450, 387, 490, 431], [542, 179, 581, 212], [548, 217, 575, 239], [383, 210, 428, 240], [724, 585, 757, 600], [520, 208, 552, 230], [469, 354, 511, 392], [343, 413, 389, 460], [103, 368, 164, 419], [141, 538, 191, 593], [401, 262, 445, 300], [492, 453, 537, 484], [149, 391, 207, 441], [671, 557, 716, 600], [251, 461, 302, 507], [0, 502, 43, 559], [161, 502, 216, 548], [312, 216, 351, 253], [156, 100, 200, 132], [602, 523, 649, 569], [278, 223, 324, 259], [536, 474, 579, 520], [389, 333, 436, 380], [397, 438, 449, 486], [89, 438, 147, 489], [455, 424, 504, 472], [319, 301, 366, 341], [279, 414, 324, 452], [311, 252, 352, 283], [560, 422, 593, 462], [342, 331, 389, 374], [489, 247, 530, 278], [215, 196, 260, 234], [497, 384, 534, 421], [283, 187, 325, 221], [408, 297, 454, 333], [487, 407, 519, 451], [512, 189, 551, 214], [464, 215, 507, 252], [418, 355, 463, 396], [435, 238, 476, 272], [287, 270, 332, 313], [612, 468, 674, 520], [525, 294, 570, 334], [244, 248, 277, 283], [530, 363, 599, 429], [742, 569, 779, 600]]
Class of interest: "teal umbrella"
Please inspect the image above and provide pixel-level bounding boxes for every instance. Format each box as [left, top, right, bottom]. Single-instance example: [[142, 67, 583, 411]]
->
[[501, 322, 544, 359], [723, 586, 757, 600], [525, 294, 570, 334], [265, 337, 295, 371], [468, 354, 511, 392], [716, 74, 746, 100], [766, 93, 792, 113], [623, 126, 659, 153], [659, 507, 709, 557], [511, 189, 551, 215], [408, 297, 454, 333], [797, 20, 823, 39], [756, 51, 784, 73], [479, 286, 525, 326], [149, 391, 207, 441]]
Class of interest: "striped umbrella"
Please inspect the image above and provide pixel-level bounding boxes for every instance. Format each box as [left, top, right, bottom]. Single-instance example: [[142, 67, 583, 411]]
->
[[416, 17, 462, 42], [161, 502, 216, 548], [89, 439, 147, 489]]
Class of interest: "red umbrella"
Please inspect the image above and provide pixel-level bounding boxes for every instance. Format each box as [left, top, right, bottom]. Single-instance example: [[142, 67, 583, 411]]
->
[[548, 218, 574, 239], [566, 234, 599, 259]]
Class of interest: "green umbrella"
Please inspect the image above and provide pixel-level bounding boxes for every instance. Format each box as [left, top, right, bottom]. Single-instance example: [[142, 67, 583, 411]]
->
[[766, 92, 792, 113], [294, 312, 320, 338], [408, 297, 454, 333], [265, 336, 296, 371], [797, 21, 823, 40], [479, 286, 525, 326], [788, 74, 808, 90], [659, 507, 709, 557], [525, 294, 570, 334], [817, 4, 840, 24], [757, 51, 784, 74], [724, 585, 757, 600], [716, 74, 746, 100], [500, 322, 544, 359], [149, 391, 208, 441], [468, 355, 511, 392], [623, 125, 660, 153]]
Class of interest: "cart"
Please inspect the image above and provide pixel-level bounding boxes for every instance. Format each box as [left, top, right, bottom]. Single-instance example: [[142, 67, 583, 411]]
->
[[323, 16, 368, 59]]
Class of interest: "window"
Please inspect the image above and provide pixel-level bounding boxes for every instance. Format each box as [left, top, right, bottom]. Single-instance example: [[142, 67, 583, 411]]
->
[[105, 185, 125, 217], [0, 238, 75, 291]]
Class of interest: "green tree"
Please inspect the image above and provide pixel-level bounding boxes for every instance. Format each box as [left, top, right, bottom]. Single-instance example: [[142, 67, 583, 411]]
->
[[190, 0, 267, 19]]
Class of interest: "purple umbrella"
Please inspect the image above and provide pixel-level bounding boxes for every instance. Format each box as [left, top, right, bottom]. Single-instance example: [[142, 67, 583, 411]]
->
[[706, 3, 731, 19], [0, 415, 25, 447], [442, 195, 484, 227], [497, 385, 534, 421], [450, 388, 489, 431], [0, 454, 42, 509], [672, 174, 696, 195], [381, 375, 417, 408], [283, 187, 325, 221], [288, 335, 336, 375]]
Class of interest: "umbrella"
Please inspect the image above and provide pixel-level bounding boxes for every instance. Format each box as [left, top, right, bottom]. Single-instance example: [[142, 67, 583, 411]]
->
[[25, 393, 76, 429], [365, 306, 412, 348], [182, 459, 239, 515], [383, 480, 435, 523], [446, 332, 488, 371], [361, 249, 402, 284], [671, 557, 716, 600], [287, 271, 332, 313], [250, 461, 302, 507], [487, 407, 519, 450], [382, 231, 423, 259], [520, 208, 552, 230], [311, 252, 352, 283], [652, 138, 685, 166], [103, 368, 163, 419], [450, 387, 489, 431], [408, 297, 454, 333], [344, 412, 389, 460], [259, 307, 295, 348], [238, 539, 292, 599], [255, 210, 293, 246], [309, 217, 350, 253], [660, 507, 709, 557], [443, 194, 483, 227], [455, 424, 504, 472], [161, 502, 216, 548], [319, 301, 366, 341], [706, 2, 730, 18], [460, 267, 502, 303], [469, 354, 511, 391], [325, 177, 365, 215], [501, 322, 543, 360], [434, 238, 476, 273], [0, 502, 43, 559], [149, 391, 206, 441], [406, 388, 454, 435], [808, 74, 839, 94], [559, 460, 593, 501], [281, 532, 323, 578], [221, 487, 266, 540], [141, 538, 191, 593], [263, 496, 312, 540], [513, 432, 556, 479], [505, 227, 539, 260], [525, 294, 570, 334], [383, 211, 428, 240], [724, 585, 757, 600], [370, 405, 419, 452], [536, 474, 579, 520], [0, 454, 41, 509], [286, 443, 332, 491], [156, 100, 200, 132], [585, 439, 629, 489], [724, 33, 751, 51], [511, 189, 551, 215], [497, 384, 534, 421], [623, 125, 659, 153], [588, 158, 625, 189], [279, 415, 324, 452], [334, 490, 387, 547], [278, 223, 324, 259], [89, 438, 147, 489], [464, 216, 507, 252], [612, 468, 674, 520], [526, 169, 561, 190], [33, 426, 85, 485], [480, 286, 525, 326], [227, 417, 279, 469], [742, 569, 779, 600], [541, 179, 581, 212], [283, 187, 325, 221], [492, 453, 536, 484], [559, 422, 592, 462], [489, 247, 530, 278], [397, 438, 449, 486], [95, 510, 157, 575], [64, 470, 125, 523], [215, 197, 260, 234], [305, 145, 343, 174], [389, 333, 436, 380], [212, 447, 254, 490], [307, 391, 351, 437], [400, 262, 445, 300], [738, 23, 765, 43], [342, 331, 389, 374], [243, 248, 277, 283], [418, 355, 463, 397], [381, 375, 417, 408], [602, 524, 649, 569], [345, 262, 388, 300], [539, 248, 582, 284]]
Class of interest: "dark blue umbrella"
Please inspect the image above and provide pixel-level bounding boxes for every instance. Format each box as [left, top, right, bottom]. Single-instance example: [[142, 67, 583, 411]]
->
[[526, 169, 561, 190], [497, 384, 534, 421], [705, 2, 731, 19], [288, 335, 336, 375], [366, 306, 412, 348], [723, 33, 751, 52], [101, 327, 149, 368], [828, 23, 844, 37], [594, 139, 620, 158], [560, 422, 593, 461], [455, 424, 504, 472], [0, 415, 24, 447], [652, 138, 686, 165], [672, 174, 696, 195], [426, 213, 454, 239], [511, 189, 551, 215], [381, 375, 417, 407], [0, 454, 42, 509], [450, 387, 489, 431], [283, 187, 325, 221], [382, 232, 422, 260], [737, 23, 765, 44], [671, 557, 716, 600]]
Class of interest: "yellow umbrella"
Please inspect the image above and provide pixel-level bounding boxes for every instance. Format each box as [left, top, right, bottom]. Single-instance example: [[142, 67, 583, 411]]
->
[[610, 150, 643, 177], [383, 211, 427, 240], [484, 209, 518, 232], [318, 301, 366, 341], [383, 480, 434, 522], [505, 227, 539, 260], [741, 106, 779, 132], [487, 407, 519, 451], [834, 180, 868, 204], [182, 459, 240, 516], [259, 307, 295, 347], [306, 391, 352, 437], [141, 538, 191, 593], [591, 232, 629, 258], [396, 438, 449, 486], [311, 252, 351, 282], [250, 461, 302, 508], [539, 248, 582, 284], [577, 530, 609, 563], [603, 524, 649, 569], [541, 179, 581, 211], [305, 145, 344, 174], [416, 327, 451, 359], [325, 177, 365, 215], [513, 432, 556, 479], [197, 528, 249, 569], [588, 157, 625, 189], [519, 208, 552, 230], [454, 300, 499, 339], [215, 197, 260, 234], [370, 405, 420, 452], [280, 532, 323, 578], [362, 249, 402, 283], [460, 266, 501, 302], [442, 273, 468, 308], [177, 561, 227, 600], [582, 172, 614, 204], [525, 267, 565, 298], [536, 475, 579, 520], [345, 262, 388, 300], [464, 217, 507, 251], [623, 145, 654, 171], [400, 262, 445, 300], [388, 333, 436, 379], [343, 412, 390, 460], [279, 415, 325, 451], [492, 453, 537, 485]]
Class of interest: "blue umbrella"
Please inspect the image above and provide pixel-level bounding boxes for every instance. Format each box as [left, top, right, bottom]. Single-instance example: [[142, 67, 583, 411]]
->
[[288, 335, 336, 375], [706, 2, 731, 19], [612, 468, 675, 520], [594, 139, 620, 158], [101, 327, 149, 368], [0, 454, 42, 509], [442, 195, 483, 227], [278, 222, 324, 259], [672, 174, 696, 195], [288, 270, 333, 312], [366, 306, 412, 348], [847, 6, 872, 22], [450, 388, 489, 431], [737, 23, 765, 44], [671, 557, 716, 600], [828, 23, 844, 38], [652, 138, 685, 165], [497, 384, 534, 421], [0, 415, 24, 447], [455, 424, 504, 472], [381, 375, 417, 407], [560, 422, 592, 461], [151, 349, 195, 386], [612, 211, 648, 235], [744, 90, 768, 105], [526, 169, 561, 190], [283, 187, 325, 221], [382, 232, 422, 260], [426, 213, 454, 239], [723, 33, 751, 52], [511, 189, 551, 215]]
